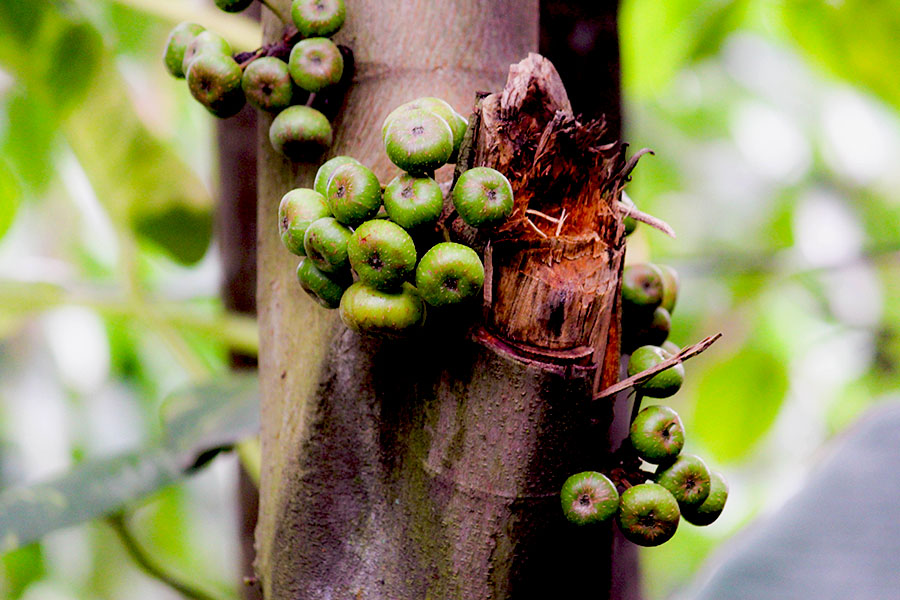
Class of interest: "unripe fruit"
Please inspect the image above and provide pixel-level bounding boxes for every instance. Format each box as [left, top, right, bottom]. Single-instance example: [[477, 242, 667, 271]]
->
[[303, 216, 352, 273], [242, 57, 293, 112], [624, 306, 671, 351], [451, 167, 514, 228], [278, 189, 331, 255], [291, 0, 346, 37], [163, 22, 205, 79], [325, 162, 382, 227], [215, 0, 254, 12], [384, 108, 453, 174], [187, 53, 245, 118], [560, 471, 619, 526], [617, 482, 680, 547], [297, 258, 350, 309], [622, 263, 664, 313], [629, 405, 685, 464], [661, 340, 680, 357], [627, 345, 684, 398], [681, 470, 728, 526], [415, 243, 484, 307], [314, 156, 360, 197], [182, 31, 231, 76], [383, 173, 444, 229], [347, 220, 417, 291], [289, 38, 344, 93], [659, 264, 679, 314], [382, 98, 468, 163], [621, 191, 638, 235], [269, 105, 333, 160], [656, 454, 711, 508], [339, 281, 426, 337]]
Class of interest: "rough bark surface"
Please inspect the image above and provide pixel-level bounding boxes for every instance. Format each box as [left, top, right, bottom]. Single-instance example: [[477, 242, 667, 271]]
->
[[255, 2, 631, 599]]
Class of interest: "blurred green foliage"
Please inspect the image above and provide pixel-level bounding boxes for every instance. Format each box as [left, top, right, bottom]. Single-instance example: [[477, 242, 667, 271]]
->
[[0, 1, 898, 599]]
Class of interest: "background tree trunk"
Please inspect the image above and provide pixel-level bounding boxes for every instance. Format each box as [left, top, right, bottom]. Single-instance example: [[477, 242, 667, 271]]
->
[[254, 1, 636, 598]]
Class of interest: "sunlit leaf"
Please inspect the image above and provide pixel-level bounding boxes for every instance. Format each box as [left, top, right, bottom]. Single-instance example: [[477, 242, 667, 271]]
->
[[1, 543, 45, 599], [693, 343, 788, 463], [63, 59, 213, 264], [621, 0, 746, 98], [0, 375, 259, 552], [688, 403, 900, 599], [0, 159, 21, 240], [1, 92, 58, 193], [782, 0, 900, 111]]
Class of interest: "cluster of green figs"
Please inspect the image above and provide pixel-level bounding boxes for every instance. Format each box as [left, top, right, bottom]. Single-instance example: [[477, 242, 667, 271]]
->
[[560, 218, 728, 546], [278, 96, 514, 336], [163, 0, 347, 159]]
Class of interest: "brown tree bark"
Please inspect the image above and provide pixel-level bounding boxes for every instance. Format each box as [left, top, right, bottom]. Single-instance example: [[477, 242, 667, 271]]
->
[[255, 2, 633, 598]]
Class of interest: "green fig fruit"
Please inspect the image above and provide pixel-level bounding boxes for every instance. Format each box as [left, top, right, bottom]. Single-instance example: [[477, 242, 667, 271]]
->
[[451, 166, 514, 228], [560, 471, 619, 526], [347, 219, 417, 291], [629, 405, 685, 464], [617, 482, 680, 547], [415, 242, 484, 307]]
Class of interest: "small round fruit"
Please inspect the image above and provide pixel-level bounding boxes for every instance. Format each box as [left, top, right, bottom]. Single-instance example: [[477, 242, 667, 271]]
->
[[289, 37, 344, 93], [623, 306, 671, 352], [659, 264, 679, 314], [617, 482, 680, 547], [627, 345, 684, 398], [325, 162, 382, 227], [622, 263, 664, 313], [347, 220, 417, 291], [629, 405, 684, 464], [656, 454, 711, 508], [278, 189, 331, 255], [186, 52, 245, 118], [382, 98, 468, 162], [661, 340, 680, 357], [163, 22, 205, 78], [621, 191, 638, 236], [560, 471, 619, 526], [681, 470, 728, 526], [303, 216, 352, 273], [452, 167, 514, 228], [269, 105, 333, 160], [182, 30, 231, 75], [383, 173, 444, 229], [415, 243, 484, 307], [297, 258, 350, 308], [291, 0, 346, 37], [339, 281, 426, 338], [314, 156, 360, 197], [384, 108, 453, 174], [242, 57, 293, 112], [215, 0, 254, 12]]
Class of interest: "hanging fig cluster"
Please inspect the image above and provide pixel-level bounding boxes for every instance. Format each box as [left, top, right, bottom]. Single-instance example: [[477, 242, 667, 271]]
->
[[560, 195, 728, 546], [278, 96, 513, 336]]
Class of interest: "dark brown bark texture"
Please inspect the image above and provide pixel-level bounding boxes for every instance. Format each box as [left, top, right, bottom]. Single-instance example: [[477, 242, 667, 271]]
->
[[256, 2, 635, 599]]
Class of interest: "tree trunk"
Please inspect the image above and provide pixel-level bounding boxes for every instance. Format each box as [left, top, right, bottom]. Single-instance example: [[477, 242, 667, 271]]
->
[[255, 2, 633, 598]]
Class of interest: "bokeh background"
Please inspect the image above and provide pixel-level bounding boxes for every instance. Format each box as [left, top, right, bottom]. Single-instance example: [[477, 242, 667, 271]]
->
[[2, 1, 899, 599]]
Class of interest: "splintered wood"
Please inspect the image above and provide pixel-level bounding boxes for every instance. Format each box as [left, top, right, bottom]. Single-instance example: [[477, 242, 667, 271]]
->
[[467, 54, 628, 382]]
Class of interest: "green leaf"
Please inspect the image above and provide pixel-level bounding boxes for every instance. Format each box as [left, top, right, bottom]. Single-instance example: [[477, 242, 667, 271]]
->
[[1, 92, 58, 193], [0, 375, 259, 553], [1, 543, 45, 599], [782, 0, 900, 111], [693, 343, 789, 463], [45, 20, 104, 114], [621, 0, 747, 98], [0, 159, 21, 240], [688, 403, 900, 599], [161, 374, 260, 463], [62, 58, 214, 264]]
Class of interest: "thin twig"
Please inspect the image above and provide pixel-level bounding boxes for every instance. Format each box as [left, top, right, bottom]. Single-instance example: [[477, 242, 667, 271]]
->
[[594, 333, 723, 400], [258, 0, 292, 25], [616, 200, 676, 239], [525, 209, 561, 224], [555, 209, 568, 237], [524, 217, 549, 239], [305, 92, 317, 107], [107, 513, 225, 600]]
